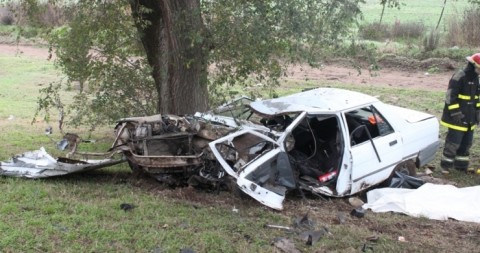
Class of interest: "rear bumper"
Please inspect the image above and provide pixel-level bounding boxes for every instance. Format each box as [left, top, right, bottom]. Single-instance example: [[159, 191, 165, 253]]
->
[[417, 140, 440, 167]]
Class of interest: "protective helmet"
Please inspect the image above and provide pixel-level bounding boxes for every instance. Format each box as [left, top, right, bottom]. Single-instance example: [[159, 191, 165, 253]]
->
[[466, 53, 480, 68]]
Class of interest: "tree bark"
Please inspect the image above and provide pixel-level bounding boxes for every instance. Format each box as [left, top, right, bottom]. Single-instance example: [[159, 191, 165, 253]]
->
[[379, 1, 386, 24], [436, 0, 447, 30], [130, 0, 208, 115]]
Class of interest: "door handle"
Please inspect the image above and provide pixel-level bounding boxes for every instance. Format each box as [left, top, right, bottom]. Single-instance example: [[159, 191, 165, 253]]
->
[[389, 140, 397, 146]]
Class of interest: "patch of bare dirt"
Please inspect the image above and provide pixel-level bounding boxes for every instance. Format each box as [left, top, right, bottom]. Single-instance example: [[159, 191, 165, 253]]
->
[[286, 56, 459, 92], [0, 43, 52, 60]]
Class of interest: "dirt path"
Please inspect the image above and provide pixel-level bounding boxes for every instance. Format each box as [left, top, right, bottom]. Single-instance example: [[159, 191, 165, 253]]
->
[[287, 63, 452, 91], [0, 43, 52, 59], [0, 43, 454, 91]]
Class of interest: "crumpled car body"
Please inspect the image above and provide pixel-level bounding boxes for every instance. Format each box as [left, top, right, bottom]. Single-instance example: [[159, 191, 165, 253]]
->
[[111, 114, 232, 185], [112, 88, 440, 210]]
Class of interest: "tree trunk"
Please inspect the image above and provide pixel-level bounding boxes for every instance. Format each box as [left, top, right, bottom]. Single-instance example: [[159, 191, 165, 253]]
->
[[379, 1, 386, 24], [130, 0, 208, 115], [436, 0, 447, 30]]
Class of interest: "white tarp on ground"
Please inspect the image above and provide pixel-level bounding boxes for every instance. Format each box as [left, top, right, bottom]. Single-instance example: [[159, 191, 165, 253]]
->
[[363, 183, 480, 223]]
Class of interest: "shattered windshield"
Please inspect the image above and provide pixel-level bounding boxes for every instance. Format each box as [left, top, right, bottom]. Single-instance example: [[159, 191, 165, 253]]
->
[[210, 97, 254, 119]]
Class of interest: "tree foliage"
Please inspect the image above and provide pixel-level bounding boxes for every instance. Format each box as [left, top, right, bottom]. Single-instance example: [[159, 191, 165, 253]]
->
[[204, 0, 363, 104], [35, 0, 157, 129], [12, 0, 364, 130]]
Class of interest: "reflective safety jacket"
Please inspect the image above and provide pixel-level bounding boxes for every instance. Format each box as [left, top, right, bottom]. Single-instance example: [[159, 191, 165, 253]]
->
[[440, 63, 480, 131]]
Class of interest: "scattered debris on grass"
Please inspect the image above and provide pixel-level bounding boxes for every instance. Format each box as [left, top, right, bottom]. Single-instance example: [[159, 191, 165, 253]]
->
[[120, 203, 135, 212], [0, 147, 124, 178], [272, 237, 300, 253], [350, 207, 366, 218]]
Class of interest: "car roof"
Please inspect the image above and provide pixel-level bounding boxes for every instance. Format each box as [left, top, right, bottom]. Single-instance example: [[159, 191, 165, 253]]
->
[[249, 88, 379, 116]]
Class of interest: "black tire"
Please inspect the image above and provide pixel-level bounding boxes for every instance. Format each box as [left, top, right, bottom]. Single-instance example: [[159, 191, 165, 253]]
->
[[127, 159, 146, 178], [127, 159, 142, 171]]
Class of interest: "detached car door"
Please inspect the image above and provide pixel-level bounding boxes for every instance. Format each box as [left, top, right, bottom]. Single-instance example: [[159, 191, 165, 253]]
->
[[209, 128, 298, 210], [345, 105, 402, 193]]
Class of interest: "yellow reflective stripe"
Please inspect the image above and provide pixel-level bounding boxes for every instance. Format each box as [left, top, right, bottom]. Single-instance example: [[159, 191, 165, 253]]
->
[[477, 103, 480, 107], [458, 94, 471, 100], [441, 155, 454, 162], [448, 104, 460, 110], [441, 121, 476, 131], [455, 156, 470, 161], [475, 96, 479, 99], [440, 121, 468, 131]]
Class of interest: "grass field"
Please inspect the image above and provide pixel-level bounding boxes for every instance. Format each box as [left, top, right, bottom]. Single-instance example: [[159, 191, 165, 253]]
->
[[360, 0, 471, 28]]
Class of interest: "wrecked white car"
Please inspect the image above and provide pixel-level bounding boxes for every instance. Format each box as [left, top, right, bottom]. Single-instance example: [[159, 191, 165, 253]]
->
[[110, 88, 440, 210]]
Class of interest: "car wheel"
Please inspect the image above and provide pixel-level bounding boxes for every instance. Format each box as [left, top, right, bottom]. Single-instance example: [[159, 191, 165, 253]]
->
[[379, 160, 417, 188], [393, 160, 417, 176], [127, 159, 141, 171], [127, 159, 146, 178]]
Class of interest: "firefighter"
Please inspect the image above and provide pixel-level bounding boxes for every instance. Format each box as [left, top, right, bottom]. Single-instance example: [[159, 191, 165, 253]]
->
[[440, 53, 480, 174]]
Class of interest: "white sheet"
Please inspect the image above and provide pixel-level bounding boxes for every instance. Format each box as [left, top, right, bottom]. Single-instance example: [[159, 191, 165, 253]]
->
[[362, 183, 480, 223]]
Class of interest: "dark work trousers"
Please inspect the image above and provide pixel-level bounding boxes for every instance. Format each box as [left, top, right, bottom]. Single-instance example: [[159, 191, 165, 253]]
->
[[440, 128, 474, 171]]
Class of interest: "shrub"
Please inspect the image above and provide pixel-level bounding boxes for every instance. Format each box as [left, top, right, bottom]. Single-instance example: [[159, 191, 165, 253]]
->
[[18, 27, 39, 38], [445, 16, 462, 47], [40, 3, 68, 27], [359, 20, 426, 42], [408, 47, 475, 62], [445, 6, 480, 47], [358, 22, 390, 41], [5, 2, 68, 27], [423, 29, 440, 52], [462, 7, 480, 47], [0, 15, 14, 25], [391, 20, 425, 40]]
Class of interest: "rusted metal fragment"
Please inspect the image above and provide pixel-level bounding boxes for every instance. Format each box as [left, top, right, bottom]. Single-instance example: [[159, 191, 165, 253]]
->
[[0, 147, 125, 178], [196, 121, 233, 140], [359, 182, 372, 191], [111, 114, 237, 182], [127, 153, 204, 170]]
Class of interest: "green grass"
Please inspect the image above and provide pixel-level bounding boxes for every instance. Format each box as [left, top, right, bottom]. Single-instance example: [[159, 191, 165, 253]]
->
[[360, 0, 472, 27], [0, 51, 71, 159], [0, 25, 16, 36], [0, 55, 58, 120], [0, 174, 290, 252]]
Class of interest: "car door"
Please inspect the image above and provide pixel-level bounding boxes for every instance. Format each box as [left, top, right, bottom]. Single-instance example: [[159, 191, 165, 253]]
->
[[209, 113, 307, 210], [345, 105, 403, 194], [208, 129, 292, 210]]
